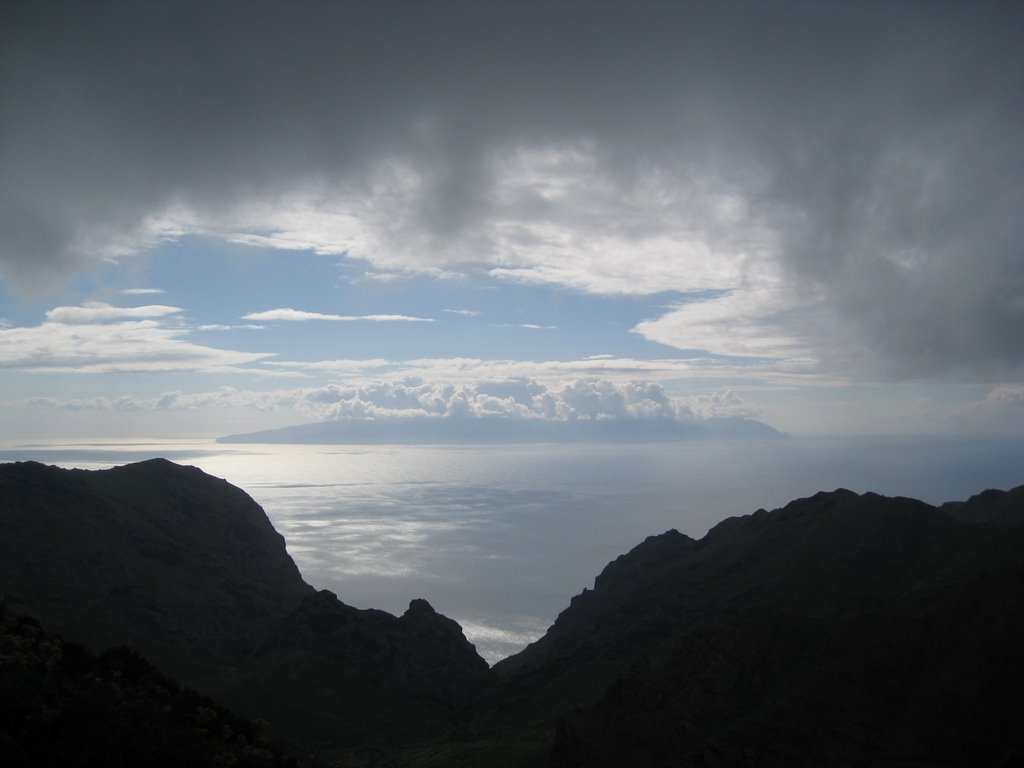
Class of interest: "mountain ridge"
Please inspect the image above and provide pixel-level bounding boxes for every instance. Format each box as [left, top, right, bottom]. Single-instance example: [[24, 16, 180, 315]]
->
[[513, 487, 1024, 766], [0, 459, 493, 756], [0, 458, 313, 680], [1, 459, 1022, 766]]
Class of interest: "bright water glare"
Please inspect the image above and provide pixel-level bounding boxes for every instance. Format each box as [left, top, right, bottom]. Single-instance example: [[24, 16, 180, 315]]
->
[[2, 436, 1021, 663]]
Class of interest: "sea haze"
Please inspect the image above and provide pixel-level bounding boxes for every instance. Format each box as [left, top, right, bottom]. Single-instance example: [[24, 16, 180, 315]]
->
[[2, 436, 1021, 663]]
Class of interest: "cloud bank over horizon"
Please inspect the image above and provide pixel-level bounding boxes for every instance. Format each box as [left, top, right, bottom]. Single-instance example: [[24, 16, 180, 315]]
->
[[10, 378, 757, 424], [6, 378, 786, 445], [2, 1, 1022, 383]]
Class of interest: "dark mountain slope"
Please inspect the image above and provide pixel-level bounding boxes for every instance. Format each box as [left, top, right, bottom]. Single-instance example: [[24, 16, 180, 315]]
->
[[0, 459, 312, 680], [0, 610, 314, 768], [941, 484, 1024, 525], [497, 491, 969, 680], [490, 488, 1024, 767], [211, 591, 490, 748], [2, 458, 1022, 766], [0, 459, 493, 753]]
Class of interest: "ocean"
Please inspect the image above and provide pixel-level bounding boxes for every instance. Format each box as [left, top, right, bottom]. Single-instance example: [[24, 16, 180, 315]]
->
[[2, 435, 1022, 663]]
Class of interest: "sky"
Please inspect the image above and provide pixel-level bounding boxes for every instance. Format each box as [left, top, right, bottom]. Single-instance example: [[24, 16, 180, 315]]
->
[[1, 0, 1023, 440]]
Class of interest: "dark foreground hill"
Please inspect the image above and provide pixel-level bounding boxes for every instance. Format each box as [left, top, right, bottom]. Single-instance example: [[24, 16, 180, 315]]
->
[[1, 459, 1023, 766], [0, 458, 311, 681], [0, 460, 490, 759], [0, 611, 314, 768], [497, 486, 1024, 766]]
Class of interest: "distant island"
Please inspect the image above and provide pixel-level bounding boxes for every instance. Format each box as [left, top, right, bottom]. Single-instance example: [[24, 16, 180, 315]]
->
[[218, 415, 787, 444], [1, 459, 1021, 766]]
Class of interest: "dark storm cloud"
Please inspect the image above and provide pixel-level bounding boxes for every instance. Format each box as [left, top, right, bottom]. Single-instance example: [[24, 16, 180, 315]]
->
[[1, 0, 1022, 377]]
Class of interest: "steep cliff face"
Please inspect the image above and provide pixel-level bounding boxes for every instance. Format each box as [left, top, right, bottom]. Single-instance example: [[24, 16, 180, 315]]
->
[[0, 459, 493, 753], [0, 458, 313, 680]]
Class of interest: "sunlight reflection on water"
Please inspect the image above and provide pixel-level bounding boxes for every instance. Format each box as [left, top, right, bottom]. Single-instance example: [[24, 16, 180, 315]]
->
[[2, 436, 1022, 663]]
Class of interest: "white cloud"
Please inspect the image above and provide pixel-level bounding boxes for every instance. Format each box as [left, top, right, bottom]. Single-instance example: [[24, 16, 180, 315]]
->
[[241, 308, 434, 323], [978, 386, 1024, 409], [356, 268, 465, 283], [16, 387, 296, 413], [45, 301, 183, 324], [120, 287, 164, 295], [205, 147, 765, 300], [196, 323, 263, 331], [934, 385, 1024, 435], [687, 390, 761, 420], [5, 3, 1018, 379], [6, 378, 761, 424], [631, 285, 825, 364], [443, 309, 482, 317], [262, 358, 393, 374], [391, 356, 821, 387], [262, 354, 830, 389], [0, 305, 275, 374], [501, 323, 556, 330]]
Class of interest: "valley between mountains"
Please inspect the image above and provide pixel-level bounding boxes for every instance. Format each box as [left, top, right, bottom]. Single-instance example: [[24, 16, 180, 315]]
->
[[1, 458, 1022, 766]]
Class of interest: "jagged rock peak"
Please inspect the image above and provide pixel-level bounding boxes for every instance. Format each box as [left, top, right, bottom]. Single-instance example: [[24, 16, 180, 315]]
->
[[405, 597, 437, 615]]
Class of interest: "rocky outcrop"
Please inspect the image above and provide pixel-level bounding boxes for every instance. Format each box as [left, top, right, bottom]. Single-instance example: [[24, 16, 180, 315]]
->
[[0, 459, 312, 681], [211, 590, 491, 747]]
